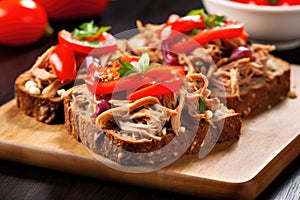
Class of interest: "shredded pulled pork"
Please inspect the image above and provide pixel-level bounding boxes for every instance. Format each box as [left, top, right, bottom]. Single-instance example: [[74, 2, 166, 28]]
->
[[183, 38, 278, 97], [98, 40, 131, 67], [96, 96, 180, 140], [127, 21, 164, 63], [128, 20, 281, 99], [25, 46, 70, 98], [93, 24, 244, 141]]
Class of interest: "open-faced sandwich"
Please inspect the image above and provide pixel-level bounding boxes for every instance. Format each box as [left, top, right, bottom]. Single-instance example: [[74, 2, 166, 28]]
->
[[15, 21, 120, 123], [129, 9, 291, 117], [64, 53, 242, 166], [14, 8, 291, 167]]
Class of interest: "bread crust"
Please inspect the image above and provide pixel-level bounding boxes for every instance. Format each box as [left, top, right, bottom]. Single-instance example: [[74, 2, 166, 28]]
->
[[15, 70, 65, 124], [212, 57, 290, 117], [14, 46, 78, 124], [64, 85, 242, 166]]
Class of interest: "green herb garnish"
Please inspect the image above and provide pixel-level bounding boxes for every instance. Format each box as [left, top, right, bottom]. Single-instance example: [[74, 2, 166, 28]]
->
[[189, 28, 201, 36], [186, 8, 226, 29], [186, 8, 204, 16], [71, 21, 111, 41], [117, 60, 136, 77], [199, 97, 207, 113], [117, 53, 158, 77]]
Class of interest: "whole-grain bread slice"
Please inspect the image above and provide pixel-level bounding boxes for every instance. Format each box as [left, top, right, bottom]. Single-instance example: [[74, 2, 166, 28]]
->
[[14, 46, 74, 124], [64, 85, 242, 166], [210, 56, 290, 117]]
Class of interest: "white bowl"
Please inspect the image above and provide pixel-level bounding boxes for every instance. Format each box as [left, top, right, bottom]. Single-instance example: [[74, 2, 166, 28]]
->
[[202, 0, 300, 50]]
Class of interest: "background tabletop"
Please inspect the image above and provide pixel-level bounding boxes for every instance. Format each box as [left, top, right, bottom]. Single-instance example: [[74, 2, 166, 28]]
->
[[0, 0, 299, 199]]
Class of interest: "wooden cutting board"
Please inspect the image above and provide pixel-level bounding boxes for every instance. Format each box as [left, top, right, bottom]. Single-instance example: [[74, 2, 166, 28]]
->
[[0, 66, 299, 199]]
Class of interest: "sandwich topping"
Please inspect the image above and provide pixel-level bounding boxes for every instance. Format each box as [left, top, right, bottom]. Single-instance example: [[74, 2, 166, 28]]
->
[[130, 9, 285, 99], [24, 46, 72, 98], [23, 21, 120, 98], [84, 53, 189, 139], [78, 50, 235, 142]]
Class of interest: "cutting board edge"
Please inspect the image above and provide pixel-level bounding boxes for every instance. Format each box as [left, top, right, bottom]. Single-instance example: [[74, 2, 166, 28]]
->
[[0, 132, 299, 199]]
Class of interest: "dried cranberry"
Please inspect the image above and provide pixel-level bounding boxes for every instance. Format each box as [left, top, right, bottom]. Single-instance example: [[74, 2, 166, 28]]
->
[[228, 46, 255, 62], [92, 97, 111, 117], [161, 41, 179, 65]]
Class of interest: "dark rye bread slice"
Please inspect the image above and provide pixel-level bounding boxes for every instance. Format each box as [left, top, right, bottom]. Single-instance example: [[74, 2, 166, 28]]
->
[[15, 46, 75, 124], [15, 74, 65, 124], [64, 85, 242, 166], [211, 56, 290, 117]]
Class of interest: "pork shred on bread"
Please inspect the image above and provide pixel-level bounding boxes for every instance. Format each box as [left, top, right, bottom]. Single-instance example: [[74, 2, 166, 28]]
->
[[128, 22, 291, 117], [14, 39, 130, 124], [14, 46, 74, 124], [184, 42, 291, 117], [64, 72, 242, 166]]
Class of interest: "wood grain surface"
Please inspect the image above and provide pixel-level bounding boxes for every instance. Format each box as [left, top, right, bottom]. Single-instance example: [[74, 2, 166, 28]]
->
[[0, 66, 299, 199]]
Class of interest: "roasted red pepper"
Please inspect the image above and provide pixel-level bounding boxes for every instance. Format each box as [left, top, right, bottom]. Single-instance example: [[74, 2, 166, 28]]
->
[[50, 21, 118, 82], [166, 14, 206, 32], [58, 30, 117, 55], [85, 54, 185, 100], [159, 14, 207, 43], [85, 55, 147, 95], [160, 9, 248, 53], [128, 80, 182, 100], [171, 20, 247, 53], [57, 21, 117, 56], [49, 45, 77, 81], [128, 65, 185, 100]]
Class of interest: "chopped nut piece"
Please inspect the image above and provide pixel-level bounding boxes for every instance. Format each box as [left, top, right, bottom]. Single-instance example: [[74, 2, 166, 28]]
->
[[214, 109, 226, 119], [28, 86, 41, 95], [205, 110, 213, 119], [25, 80, 37, 90], [57, 89, 66, 97]]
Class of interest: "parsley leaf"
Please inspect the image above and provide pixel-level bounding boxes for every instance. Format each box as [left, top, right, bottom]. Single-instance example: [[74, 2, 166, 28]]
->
[[117, 53, 158, 77], [190, 29, 201, 36], [186, 8, 226, 29], [71, 20, 111, 40], [186, 9, 204, 16], [199, 97, 207, 113], [117, 60, 137, 77]]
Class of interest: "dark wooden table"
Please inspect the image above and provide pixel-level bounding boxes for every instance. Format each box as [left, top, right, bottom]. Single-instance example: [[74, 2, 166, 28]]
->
[[0, 0, 299, 199]]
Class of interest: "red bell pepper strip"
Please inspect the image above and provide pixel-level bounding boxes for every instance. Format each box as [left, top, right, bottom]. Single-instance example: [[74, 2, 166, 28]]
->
[[86, 66, 184, 97], [171, 20, 247, 53], [85, 56, 148, 95], [128, 66, 184, 100], [145, 65, 185, 80], [49, 44, 77, 81], [159, 14, 205, 40], [85, 73, 150, 95], [58, 30, 118, 55], [86, 63, 185, 100], [128, 78, 182, 100], [166, 14, 205, 33]]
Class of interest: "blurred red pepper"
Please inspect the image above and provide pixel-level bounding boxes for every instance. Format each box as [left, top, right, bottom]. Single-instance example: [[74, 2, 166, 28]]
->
[[171, 20, 247, 53], [58, 30, 118, 56], [160, 14, 205, 37], [49, 45, 77, 81]]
